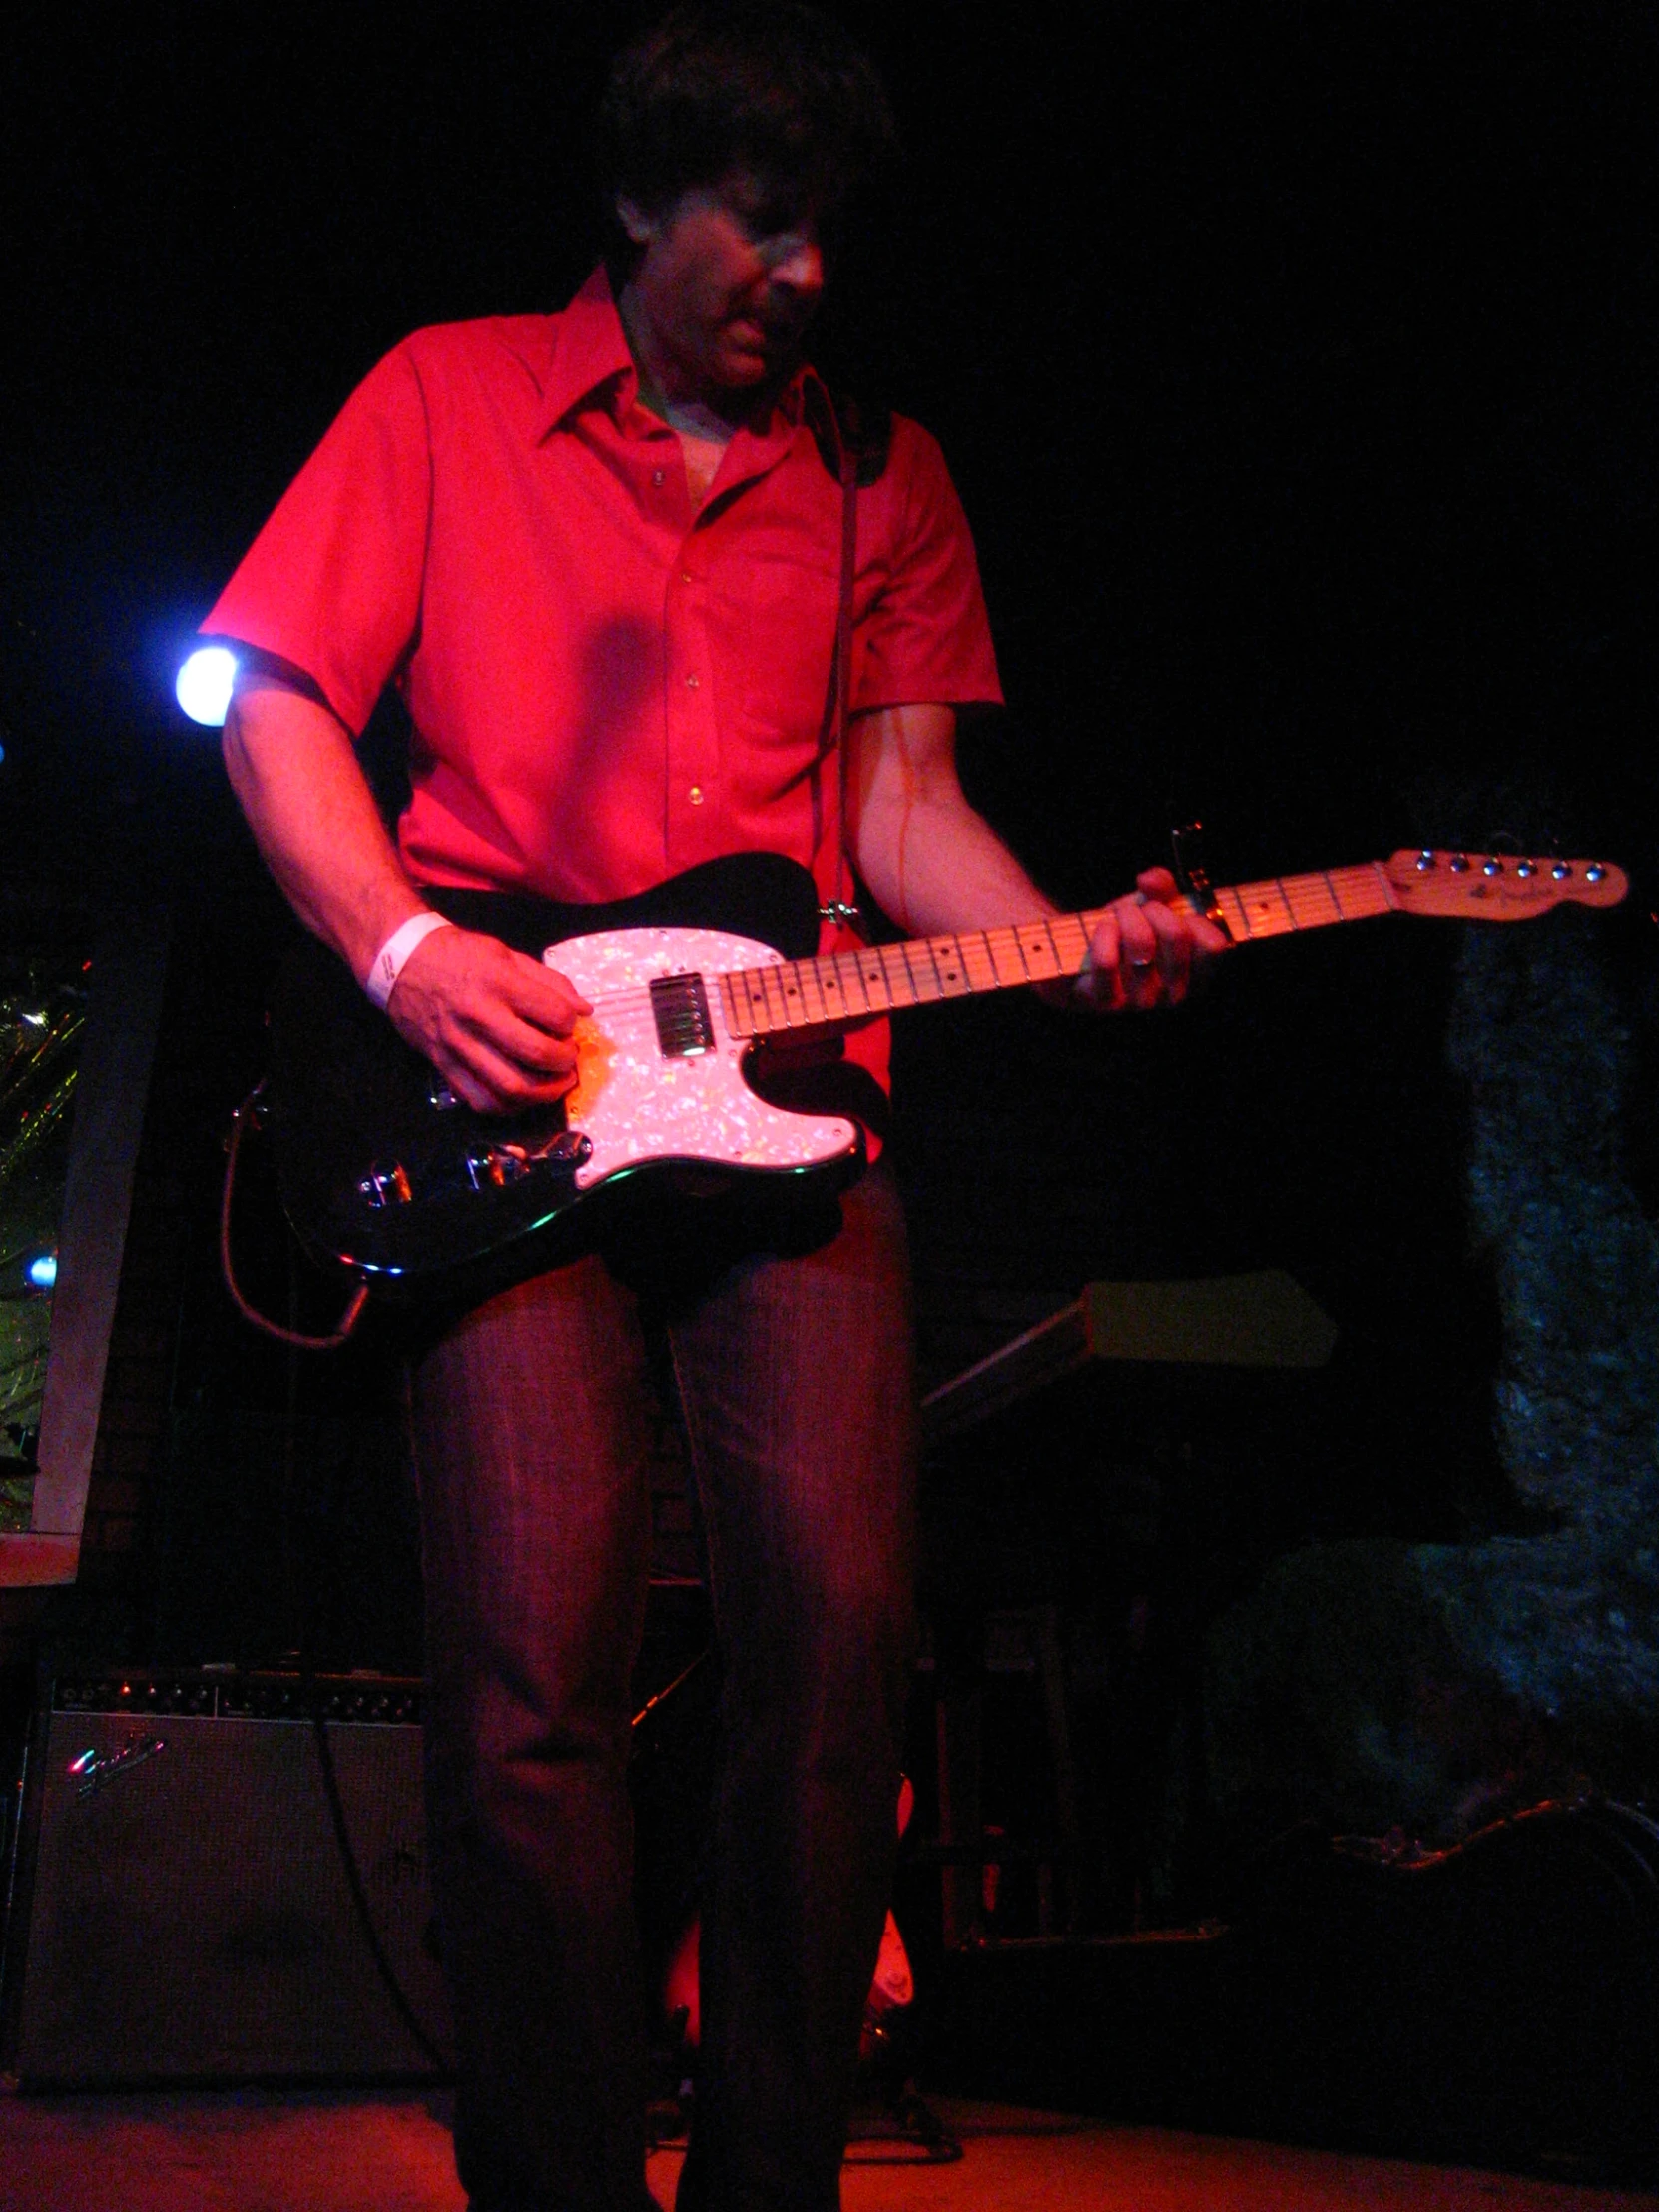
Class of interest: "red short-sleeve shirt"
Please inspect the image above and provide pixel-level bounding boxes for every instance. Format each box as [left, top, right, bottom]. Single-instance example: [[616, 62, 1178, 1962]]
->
[[205, 268, 1003, 1097]]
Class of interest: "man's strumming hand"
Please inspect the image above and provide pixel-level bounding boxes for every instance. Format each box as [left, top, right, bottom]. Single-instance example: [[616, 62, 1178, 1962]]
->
[[385, 927, 591, 1115]]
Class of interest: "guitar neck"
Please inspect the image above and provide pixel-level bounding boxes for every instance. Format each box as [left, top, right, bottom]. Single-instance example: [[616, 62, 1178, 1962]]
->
[[718, 862, 1397, 1041], [716, 847, 1626, 1042]]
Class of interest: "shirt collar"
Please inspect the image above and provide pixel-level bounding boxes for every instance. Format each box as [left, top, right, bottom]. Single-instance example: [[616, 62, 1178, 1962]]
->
[[532, 267, 636, 443], [533, 266, 818, 460]]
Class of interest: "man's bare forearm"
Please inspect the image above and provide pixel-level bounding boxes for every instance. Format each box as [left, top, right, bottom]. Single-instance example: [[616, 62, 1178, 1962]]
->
[[846, 701, 1225, 1010], [856, 778, 1058, 937], [222, 673, 588, 1111], [222, 677, 433, 983], [845, 702, 1057, 938]]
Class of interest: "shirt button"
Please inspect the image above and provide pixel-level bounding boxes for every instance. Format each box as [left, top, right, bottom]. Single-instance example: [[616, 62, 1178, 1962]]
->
[[689, 786, 704, 806], [681, 570, 694, 585], [652, 468, 666, 486], [685, 673, 700, 689]]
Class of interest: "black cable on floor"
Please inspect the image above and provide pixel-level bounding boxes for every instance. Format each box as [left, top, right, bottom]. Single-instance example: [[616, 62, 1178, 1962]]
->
[[307, 1694, 454, 2076], [272, 1292, 450, 2076]]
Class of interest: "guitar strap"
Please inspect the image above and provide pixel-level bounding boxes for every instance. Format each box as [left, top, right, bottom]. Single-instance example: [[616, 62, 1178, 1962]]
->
[[831, 420, 859, 928], [807, 380, 870, 933]]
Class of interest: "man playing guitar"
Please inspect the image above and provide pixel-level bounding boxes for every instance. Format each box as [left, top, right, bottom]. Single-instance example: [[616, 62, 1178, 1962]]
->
[[209, 8, 1221, 2205]]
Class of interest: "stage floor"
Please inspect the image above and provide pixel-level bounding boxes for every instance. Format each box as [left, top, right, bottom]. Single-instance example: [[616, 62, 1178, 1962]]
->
[[0, 2093, 1655, 2212]]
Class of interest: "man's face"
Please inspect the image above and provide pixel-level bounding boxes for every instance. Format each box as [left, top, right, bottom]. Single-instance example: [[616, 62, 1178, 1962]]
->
[[618, 173, 826, 404]]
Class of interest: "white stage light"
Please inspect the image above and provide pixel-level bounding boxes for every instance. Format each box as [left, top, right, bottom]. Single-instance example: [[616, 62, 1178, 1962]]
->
[[175, 645, 238, 727]]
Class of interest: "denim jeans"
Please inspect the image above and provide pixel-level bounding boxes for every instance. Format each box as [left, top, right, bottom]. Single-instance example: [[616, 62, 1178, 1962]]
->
[[404, 1165, 917, 2211]]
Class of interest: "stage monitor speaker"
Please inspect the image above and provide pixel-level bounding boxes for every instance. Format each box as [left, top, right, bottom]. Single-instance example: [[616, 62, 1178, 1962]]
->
[[1, 1668, 450, 2085]]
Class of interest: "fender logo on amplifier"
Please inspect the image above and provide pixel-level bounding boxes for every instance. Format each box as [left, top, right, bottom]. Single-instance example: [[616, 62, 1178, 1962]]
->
[[66, 1736, 167, 1801]]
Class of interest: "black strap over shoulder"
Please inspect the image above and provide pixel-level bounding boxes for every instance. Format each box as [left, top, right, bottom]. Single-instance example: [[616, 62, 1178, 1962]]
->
[[803, 379, 888, 924], [805, 381, 893, 490]]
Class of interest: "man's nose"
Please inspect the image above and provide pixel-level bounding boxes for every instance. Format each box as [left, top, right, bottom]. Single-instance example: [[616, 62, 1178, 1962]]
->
[[766, 233, 825, 296]]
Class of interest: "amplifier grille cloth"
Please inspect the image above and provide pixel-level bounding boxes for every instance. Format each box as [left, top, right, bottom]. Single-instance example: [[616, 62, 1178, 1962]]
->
[[11, 1707, 448, 2083]]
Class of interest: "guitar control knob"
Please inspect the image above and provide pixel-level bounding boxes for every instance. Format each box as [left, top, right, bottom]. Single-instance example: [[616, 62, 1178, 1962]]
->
[[1552, 862, 1573, 881], [359, 1162, 413, 1208], [465, 1148, 531, 1189], [1516, 860, 1535, 879], [1449, 854, 1470, 873], [1482, 858, 1503, 877], [1415, 852, 1435, 872], [1586, 864, 1606, 883]]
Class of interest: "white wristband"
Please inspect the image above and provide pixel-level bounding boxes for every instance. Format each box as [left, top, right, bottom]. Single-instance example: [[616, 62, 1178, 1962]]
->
[[365, 912, 453, 1010]]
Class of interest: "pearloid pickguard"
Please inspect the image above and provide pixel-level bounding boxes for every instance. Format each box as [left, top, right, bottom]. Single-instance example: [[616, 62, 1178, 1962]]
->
[[547, 924, 858, 1190]]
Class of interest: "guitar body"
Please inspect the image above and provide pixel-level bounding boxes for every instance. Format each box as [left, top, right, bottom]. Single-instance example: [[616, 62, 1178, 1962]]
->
[[266, 853, 863, 1290]]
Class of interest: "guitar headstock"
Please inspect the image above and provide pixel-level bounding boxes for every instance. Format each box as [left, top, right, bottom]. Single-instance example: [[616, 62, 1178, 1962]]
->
[[1383, 850, 1629, 920]]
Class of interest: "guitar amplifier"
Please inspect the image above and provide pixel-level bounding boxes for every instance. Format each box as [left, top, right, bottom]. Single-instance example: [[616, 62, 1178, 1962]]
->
[[0, 1667, 450, 2085]]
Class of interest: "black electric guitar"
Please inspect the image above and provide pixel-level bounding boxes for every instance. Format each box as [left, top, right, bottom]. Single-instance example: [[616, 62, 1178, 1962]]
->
[[261, 847, 1626, 1292]]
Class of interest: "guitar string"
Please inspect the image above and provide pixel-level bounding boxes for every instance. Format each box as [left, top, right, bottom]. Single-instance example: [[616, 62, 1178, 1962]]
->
[[560, 917, 1098, 1024], [572, 919, 1182, 1026]]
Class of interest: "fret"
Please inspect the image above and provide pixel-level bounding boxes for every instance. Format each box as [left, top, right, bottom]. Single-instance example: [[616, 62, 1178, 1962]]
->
[[833, 951, 873, 1018], [1332, 864, 1393, 920], [1214, 887, 1251, 940], [759, 964, 792, 1030], [728, 966, 769, 1035], [960, 932, 1003, 991], [985, 927, 1034, 987], [796, 959, 829, 1026], [1045, 914, 1091, 973], [778, 963, 812, 1026], [856, 947, 895, 1011], [1280, 872, 1344, 929], [927, 934, 974, 997], [1229, 880, 1298, 938], [814, 959, 849, 1022], [1013, 919, 1064, 979], [879, 941, 919, 1008], [720, 972, 750, 1037], [902, 938, 943, 1002]]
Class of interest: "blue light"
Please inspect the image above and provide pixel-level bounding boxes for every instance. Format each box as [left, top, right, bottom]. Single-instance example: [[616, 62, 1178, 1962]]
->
[[27, 1254, 57, 1289], [175, 645, 238, 727]]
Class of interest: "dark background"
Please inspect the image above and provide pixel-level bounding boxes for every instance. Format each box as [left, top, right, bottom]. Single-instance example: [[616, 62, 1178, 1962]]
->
[[5, 4, 1655, 887], [2, 2, 1656, 1644]]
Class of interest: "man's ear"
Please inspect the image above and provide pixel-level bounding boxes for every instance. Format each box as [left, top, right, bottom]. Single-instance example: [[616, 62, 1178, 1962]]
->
[[616, 196, 656, 247]]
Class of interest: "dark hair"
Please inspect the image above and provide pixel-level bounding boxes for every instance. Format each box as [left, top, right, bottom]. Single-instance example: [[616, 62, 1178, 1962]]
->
[[597, 4, 895, 267]]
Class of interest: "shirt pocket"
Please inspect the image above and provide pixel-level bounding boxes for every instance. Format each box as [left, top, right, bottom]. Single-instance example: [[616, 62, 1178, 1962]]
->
[[719, 553, 840, 753]]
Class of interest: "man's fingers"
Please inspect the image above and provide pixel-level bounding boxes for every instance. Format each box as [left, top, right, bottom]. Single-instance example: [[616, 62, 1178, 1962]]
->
[[385, 926, 591, 1111], [1083, 891, 1217, 1009], [1110, 895, 1165, 1007], [503, 955, 591, 1032], [451, 1007, 580, 1086], [1135, 865, 1181, 904], [1078, 908, 1124, 1009], [1143, 898, 1192, 1002], [435, 1027, 578, 1114], [1063, 864, 1230, 1017]]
